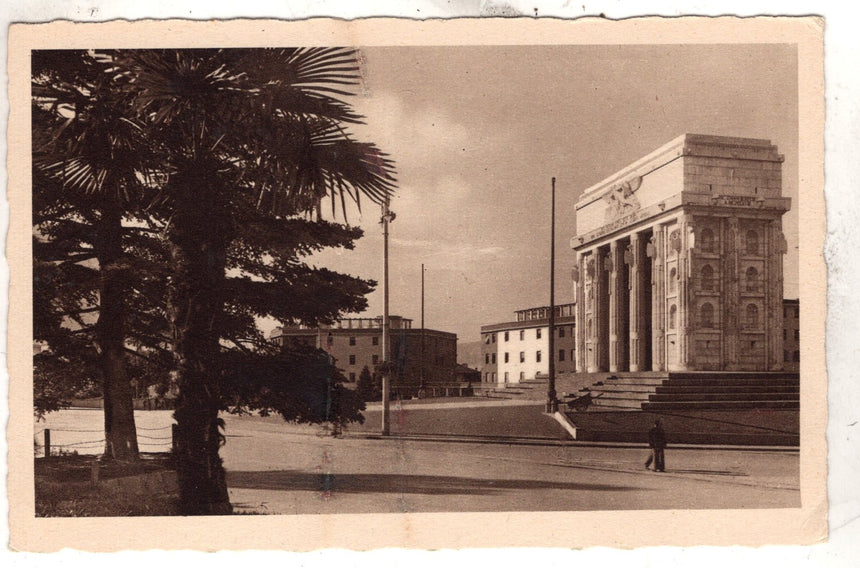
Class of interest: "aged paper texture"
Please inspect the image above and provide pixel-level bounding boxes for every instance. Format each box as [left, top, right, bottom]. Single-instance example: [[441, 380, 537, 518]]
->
[[8, 16, 826, 551]]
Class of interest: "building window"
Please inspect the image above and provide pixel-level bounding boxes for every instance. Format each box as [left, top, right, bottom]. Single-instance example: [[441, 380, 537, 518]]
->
[[519, 371, 525, 381], [519, 330, 525, 341], [491, 353, 496, 364], [485, 353, 490, 364], [794, 307, 799, 319], [793, 350, 800, 362], [536, 328, 542, 339], [492, 333, 496, 343], [700, 227, 715, 252], [669, 305, 677, 329], [504, 331, 509, 342], [745, 304, 759, 329], [349, 354, 356, 365], [558, 349, 565, 362], [504, 352, 509, 363], [558, 327, 565, 338], [700, 302, 714, 328], [372, 336, 379, 346], [519, 351, 525, 363], [701, 264, 714, 291], [669, 268, 677, 293], [491, 372, 496, 382], [745, 266, 759, 292], [746, 230, 759, 256], [349, 372, 356, 382], [484, 334, 491, 345], [372, 354, 379, 365], [783, 329, 787, 341], [504, 372, 509, 382], [536, 351, 542, 363], [349, 336, 356, 346], [794, 329, 799, 341]]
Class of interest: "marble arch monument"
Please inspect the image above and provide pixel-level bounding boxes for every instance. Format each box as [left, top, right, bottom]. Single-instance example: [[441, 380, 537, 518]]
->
[[571, 134, 790, 373]]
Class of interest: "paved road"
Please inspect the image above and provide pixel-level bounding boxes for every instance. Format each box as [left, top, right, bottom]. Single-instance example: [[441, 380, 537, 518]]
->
[[221, 415, 800, 515], [35, 409, 800, 514]]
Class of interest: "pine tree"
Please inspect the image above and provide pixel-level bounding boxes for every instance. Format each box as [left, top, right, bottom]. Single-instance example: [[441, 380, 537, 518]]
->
[[32, 48, 396, 513]]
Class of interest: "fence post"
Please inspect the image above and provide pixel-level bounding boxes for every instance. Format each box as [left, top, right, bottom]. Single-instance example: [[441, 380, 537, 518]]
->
[[44, 428, 51, 458]]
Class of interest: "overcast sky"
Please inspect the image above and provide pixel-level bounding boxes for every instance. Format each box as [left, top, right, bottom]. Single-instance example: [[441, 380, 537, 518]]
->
[[307, 44, 799, 344]]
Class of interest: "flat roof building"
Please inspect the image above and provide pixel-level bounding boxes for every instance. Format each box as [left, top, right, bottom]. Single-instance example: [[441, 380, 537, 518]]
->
[[480, 303, 576, 386], [271, 316, 457, 396]]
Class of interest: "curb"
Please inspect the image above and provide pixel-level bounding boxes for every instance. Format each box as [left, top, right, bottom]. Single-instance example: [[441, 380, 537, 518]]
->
[[345, 431, 799, 452]]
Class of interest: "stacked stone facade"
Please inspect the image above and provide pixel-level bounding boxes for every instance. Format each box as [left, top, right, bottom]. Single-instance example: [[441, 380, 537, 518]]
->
[[571, 134, 791, 372], [271, 316, 457, 386]]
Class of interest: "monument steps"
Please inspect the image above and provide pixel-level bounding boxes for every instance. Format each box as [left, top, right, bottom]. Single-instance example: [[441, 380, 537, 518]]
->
[[656, 385, 798, 395], [590, 377, 667, 387], [565, 371, 800, 412], [584, 385, 663, 393], [586, 397, 652, 410], [648, 392, 794, 402], [642, 400, 799, 411]]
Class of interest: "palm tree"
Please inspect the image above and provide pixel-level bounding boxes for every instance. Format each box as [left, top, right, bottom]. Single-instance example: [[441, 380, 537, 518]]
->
[[113, 48, 396, 514], [32, 50, 151, 460]]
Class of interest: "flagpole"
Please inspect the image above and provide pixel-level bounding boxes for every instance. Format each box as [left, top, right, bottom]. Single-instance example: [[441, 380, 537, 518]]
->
[[420, 263, 425, 391], [547, 177, 558, 413]]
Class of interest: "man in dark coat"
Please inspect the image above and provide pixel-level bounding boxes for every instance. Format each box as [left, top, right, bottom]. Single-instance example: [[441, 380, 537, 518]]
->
[[645, 419, 667, 472]]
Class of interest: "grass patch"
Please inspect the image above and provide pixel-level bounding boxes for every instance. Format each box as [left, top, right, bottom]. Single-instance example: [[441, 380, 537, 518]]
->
[[35, 453, 181, 517]]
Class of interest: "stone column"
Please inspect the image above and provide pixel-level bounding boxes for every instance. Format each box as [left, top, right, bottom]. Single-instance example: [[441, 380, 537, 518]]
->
[[628, 233, 645, 372], [768, 220, 786, 370], [585, 251, 598, 373], [608, 240, 622, 372], [592, 248, 608, 372], [574, 252, 588, 373], [676, 217, 691, 371], [724, 217, 740, 370], [650, 226, 666, 371]]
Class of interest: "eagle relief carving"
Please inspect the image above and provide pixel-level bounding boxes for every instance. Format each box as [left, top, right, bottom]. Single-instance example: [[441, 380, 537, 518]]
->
[[602, 175, 642, 222]]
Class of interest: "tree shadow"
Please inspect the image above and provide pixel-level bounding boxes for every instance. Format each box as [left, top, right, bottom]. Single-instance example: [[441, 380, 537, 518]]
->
[[666, 469, 747, 476], [226, 470, 645, 496]]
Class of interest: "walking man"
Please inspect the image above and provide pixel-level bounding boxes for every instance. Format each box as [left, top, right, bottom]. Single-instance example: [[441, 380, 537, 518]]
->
[[645, 418, 667, 472]]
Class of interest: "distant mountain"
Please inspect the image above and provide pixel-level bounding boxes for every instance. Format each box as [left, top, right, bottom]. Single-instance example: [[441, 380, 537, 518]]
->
[[457, 340, 483, 370]]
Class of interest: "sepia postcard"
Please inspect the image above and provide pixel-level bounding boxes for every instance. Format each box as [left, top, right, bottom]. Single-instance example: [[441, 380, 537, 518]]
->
[[7, 16, 826, 551]]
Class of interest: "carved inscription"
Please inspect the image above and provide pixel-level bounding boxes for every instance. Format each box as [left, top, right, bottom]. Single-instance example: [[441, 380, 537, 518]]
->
[[713, 195, 757, 207]]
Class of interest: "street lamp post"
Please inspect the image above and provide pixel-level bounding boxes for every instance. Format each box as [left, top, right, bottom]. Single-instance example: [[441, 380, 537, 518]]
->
[[381, 198, 395, 436]]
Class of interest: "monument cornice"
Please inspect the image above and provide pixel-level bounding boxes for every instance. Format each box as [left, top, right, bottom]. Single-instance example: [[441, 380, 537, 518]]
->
[[571, 191, 791, 250], [575, 133, 783, 212]]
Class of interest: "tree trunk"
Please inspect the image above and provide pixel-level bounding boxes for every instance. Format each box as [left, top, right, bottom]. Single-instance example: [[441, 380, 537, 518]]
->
[[168, 175, 233, 515], [97, 201, 139, 460]]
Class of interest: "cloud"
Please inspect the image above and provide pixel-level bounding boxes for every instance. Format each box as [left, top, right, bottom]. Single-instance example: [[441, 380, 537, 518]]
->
[[351, 91, 471, 181]]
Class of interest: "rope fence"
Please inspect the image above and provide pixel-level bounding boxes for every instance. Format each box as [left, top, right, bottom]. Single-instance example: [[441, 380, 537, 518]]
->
[[36, 426, 176, 457]]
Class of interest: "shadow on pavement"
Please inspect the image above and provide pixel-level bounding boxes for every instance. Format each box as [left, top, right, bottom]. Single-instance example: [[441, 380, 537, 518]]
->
[[666, 469, 747, 476], [226, 470, 645, 496]]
